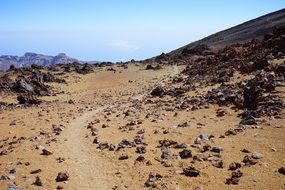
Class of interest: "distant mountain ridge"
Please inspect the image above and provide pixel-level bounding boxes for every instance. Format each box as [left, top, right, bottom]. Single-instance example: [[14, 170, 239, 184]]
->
[[0, 52, 84, 71]]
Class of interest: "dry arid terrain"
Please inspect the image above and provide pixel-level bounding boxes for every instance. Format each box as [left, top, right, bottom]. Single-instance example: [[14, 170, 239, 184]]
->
[[0, 14, 285, 190]]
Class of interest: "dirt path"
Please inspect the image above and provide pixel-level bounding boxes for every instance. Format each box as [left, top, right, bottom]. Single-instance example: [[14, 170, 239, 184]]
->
[[56, 106, 117, 190]]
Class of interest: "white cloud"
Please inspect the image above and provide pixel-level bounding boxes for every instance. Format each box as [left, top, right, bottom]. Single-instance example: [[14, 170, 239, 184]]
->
[[109, 41, 140, 51]]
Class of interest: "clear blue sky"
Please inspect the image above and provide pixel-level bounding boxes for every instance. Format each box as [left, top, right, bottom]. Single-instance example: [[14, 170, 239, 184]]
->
[[0, 0, 284, 61]]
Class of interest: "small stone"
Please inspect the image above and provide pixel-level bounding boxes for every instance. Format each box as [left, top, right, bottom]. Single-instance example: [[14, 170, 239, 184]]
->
[[242, 155, 257, 166], [56, 171, 69, 182], [136, 146, 147, 154], [42, 148, 53, 156], [241, 148, 251, 153], [135, 155, 145, 163], [179, 149, 192, 159], [225, 170, 243, 185], [211, 147, 223, 153], [278, 167, 285, 175], [161, 146, 173, 159], [30, 169, 42, 174], [194, 134, 209, 144], [251, 152, 263, 159], [229, 162, 242, 170], [211, 159, 224, 168], [119, 154, 129, 160], [9, 120, 16, 126], [182, 166, 200, 177], [68, 99, 75, 104], [145, 172, 162, 187], [56, 185, 64, 189], [151, 86, 166, 97], [102, 124, 109, 128], [8, 184, 23, 190], [33, 176, 43, 186]]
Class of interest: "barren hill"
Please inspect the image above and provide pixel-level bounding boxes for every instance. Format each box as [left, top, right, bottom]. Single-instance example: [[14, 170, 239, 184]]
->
[[170, 8, 285, 56]]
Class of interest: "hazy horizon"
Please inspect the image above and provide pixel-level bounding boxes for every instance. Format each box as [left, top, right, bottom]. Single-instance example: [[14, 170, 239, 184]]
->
[[0, 0, 284, 62]]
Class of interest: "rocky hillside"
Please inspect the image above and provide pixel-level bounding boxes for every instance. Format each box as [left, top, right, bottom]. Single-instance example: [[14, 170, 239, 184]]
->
[[0, 53, 81, 71], [169, 8, 285, 56]]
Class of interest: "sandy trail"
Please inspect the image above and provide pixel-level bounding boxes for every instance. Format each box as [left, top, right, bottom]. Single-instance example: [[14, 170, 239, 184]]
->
[[53, 67, 176, 189], [56, 106, 116, 190]]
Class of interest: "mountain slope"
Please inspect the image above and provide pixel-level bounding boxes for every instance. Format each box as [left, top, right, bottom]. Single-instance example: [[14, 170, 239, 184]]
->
[[170, 8, 285, 56]]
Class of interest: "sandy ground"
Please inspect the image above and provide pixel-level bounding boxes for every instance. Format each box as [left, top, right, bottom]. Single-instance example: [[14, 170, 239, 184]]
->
[[0, 64, 284, 190]]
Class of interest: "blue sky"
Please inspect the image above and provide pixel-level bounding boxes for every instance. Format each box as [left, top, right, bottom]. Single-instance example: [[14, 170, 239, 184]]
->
[[0, 0, 284, 61]]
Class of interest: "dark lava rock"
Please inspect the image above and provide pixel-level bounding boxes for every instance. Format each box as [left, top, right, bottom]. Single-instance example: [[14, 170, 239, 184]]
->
[[13, 78, 34, 93], [30, 169, 42, 174], [182, 166, 200, 177], [55, 171, 69, 182], [211, 147, 223, 153], [242, 155, 258, 166], [240, 115, 257, 125], [68, 99, 75, 104], [278, 167, 285, 175], [194, 134, 209, 144], [158, 139, 179, 147], [136, 146, 147, 154], [151, 86, 166, 97], [225, 170, 243, 185], [117, 139, 135, 150], [229, 162, 242, 170], [179, 149, 192, 159], [31, 64, 43, 70], [145, 172, 162, 188], [42, 148, 53, 156], [276, 64, 285, 74], [118, 154, 129, 160], [147, 65, 155, 70], [211, 159, 224, 168], [33, 176, 43, 186], [0, 75, 13, 91], [97, 142, 110, 150], [43, 72, 66, 83], [17, 94, 42, 105], [135, 155, 146, 163], [76, 63, 93, 74]]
